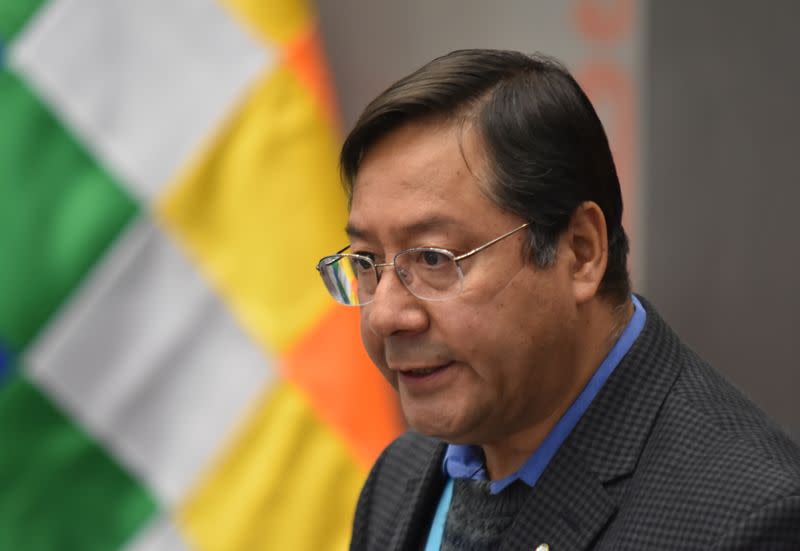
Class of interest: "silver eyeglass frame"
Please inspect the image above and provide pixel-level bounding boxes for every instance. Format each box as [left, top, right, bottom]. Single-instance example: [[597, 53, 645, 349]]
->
[[316, 222, 530, 306]]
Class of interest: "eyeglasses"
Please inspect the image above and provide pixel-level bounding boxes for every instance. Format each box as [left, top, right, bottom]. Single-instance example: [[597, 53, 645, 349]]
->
[[316, 222, 529, 306]]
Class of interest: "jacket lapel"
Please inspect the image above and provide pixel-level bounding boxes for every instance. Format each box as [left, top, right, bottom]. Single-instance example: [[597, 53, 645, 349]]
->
[[499, 444, 617, 550], [388, 441, 447, 551]]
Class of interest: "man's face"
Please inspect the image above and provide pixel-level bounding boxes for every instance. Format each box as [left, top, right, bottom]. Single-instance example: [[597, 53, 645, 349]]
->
[[348, 121, 581, 446]]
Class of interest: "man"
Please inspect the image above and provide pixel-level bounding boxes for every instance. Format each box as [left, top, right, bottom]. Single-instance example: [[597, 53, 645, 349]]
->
[[316, 50, 800, 550]]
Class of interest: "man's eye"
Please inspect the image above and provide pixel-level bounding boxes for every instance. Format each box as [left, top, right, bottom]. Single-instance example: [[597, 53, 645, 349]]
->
[[351, 253, 375, 272], [418, 250, 447, 267]]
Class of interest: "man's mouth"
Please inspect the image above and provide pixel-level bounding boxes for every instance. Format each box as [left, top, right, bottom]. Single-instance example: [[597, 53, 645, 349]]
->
[[397, 361, 454, 378]]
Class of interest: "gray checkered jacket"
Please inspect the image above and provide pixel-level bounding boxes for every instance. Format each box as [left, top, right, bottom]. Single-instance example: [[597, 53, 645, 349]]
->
[[350, 297, 800, 550]]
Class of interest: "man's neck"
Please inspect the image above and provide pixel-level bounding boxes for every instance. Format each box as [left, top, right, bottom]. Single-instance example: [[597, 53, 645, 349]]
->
[[481, 296, 635, 481]]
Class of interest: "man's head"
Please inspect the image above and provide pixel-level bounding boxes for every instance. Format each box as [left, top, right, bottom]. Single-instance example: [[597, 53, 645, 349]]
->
[[334, 49, 630, 452], [342, 49, 629, 302]]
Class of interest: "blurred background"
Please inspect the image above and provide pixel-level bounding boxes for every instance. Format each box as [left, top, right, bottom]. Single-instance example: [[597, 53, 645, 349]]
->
[[318, 0, 800, 441], [0, 0, 796, 550]]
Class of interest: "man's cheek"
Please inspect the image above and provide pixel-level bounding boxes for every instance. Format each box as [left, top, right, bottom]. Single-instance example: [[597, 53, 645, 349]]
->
[[450, 307, 492, 351]]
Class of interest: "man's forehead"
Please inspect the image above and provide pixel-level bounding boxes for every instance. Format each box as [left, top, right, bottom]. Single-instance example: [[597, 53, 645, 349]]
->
[[345, 213, 465, 241], [344, 119, 505, 245], [354, 119, 485, 179]]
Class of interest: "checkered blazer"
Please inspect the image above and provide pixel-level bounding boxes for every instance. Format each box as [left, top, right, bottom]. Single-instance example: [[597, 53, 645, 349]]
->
[[350, 296, 800, 550]]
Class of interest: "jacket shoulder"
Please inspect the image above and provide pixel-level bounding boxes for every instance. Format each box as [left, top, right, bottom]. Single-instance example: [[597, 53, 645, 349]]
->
[[594, 297, 800, 547], [667, 349, 800, 502], [612, 319, 800, 547]]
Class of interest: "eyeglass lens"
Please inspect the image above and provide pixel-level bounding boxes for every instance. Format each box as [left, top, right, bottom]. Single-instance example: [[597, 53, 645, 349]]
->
[[318, 249, 463, 306]]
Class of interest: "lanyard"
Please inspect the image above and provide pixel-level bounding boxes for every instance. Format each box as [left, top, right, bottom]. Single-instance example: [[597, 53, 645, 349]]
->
[[423, 478, 454, 551]]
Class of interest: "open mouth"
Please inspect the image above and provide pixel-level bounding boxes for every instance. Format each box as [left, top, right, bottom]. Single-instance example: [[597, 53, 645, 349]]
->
[[399, 362, 453, 378]]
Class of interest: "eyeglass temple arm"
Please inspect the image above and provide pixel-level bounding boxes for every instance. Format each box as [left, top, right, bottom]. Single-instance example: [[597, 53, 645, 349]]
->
[[453, 222, 530, 262]]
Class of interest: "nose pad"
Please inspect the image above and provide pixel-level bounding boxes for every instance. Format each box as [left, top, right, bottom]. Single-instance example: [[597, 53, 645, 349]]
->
[[394, 264, 414, 288]]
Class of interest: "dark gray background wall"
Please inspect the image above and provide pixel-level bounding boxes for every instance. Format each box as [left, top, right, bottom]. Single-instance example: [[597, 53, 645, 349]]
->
[[645, 0, 799, 441], [317, 0, 799, 441]]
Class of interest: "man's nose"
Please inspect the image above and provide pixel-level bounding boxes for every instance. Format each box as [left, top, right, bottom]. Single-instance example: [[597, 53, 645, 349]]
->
[[364, 267, 428, 338]]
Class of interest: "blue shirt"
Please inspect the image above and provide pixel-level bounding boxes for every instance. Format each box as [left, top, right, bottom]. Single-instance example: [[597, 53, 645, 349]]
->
[[442, 294, 646, 494]]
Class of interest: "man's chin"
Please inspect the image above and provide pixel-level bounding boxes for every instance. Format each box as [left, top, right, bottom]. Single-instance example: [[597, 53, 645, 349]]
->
[[402, 411, 476, 444]]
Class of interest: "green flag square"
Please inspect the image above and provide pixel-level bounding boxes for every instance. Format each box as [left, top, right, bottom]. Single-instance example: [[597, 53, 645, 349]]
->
[[0, 373, 157, 550], [0, 69, 138, 352]]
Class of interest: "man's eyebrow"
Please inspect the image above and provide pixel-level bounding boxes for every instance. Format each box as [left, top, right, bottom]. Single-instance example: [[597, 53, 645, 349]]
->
[[344, 223, 370, 240], [345, 215, 461, 241]]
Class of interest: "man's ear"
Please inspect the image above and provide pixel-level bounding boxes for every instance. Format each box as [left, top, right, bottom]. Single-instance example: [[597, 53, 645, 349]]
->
[[565, 201, 608, 304]]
